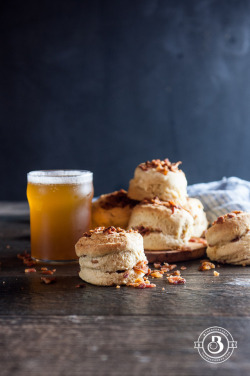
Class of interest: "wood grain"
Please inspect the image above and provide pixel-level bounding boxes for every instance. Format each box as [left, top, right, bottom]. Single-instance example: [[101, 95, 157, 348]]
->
[[0, 203, 250, 375]]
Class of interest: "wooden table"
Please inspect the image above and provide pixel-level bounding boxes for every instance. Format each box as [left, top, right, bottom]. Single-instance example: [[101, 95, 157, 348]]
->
[[0, 202, 250, 376]]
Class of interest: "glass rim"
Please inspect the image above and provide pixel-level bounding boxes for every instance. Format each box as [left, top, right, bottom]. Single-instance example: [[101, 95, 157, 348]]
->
[[27, 170, 93, 184]]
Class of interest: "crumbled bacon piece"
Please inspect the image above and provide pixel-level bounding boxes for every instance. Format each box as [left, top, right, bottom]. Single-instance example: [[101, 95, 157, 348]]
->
[[24, 268, 36, 273], [40, 277, 56, 284], [82, 226, 138, 237], [41, 267, 48, 271], [167, 276, 186, 284], [128, 282, 156, 289], [213, 211, 243, 225], [199, 261, 215, 271], [133, 260, 149, 274], [99, 190, 138, 209], [75, 283, 86, 288], [123, 271, 129, 278], [150, 271, 164, 278], [171, 270, 181, 276], [41, 270, 54, 275], [139, 159, 182, 175], [140, 197, 184, 214], [154, 263, 161, 269], [189, 237, 207, 245], [133, 226, 161, 236]]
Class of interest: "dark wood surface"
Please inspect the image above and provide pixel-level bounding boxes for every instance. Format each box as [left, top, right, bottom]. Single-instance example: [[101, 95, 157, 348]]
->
[[1, 202, 250, 376]]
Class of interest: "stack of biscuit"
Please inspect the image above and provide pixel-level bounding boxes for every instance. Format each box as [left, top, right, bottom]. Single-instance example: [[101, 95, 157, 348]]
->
[[91, 158, 208, 251]]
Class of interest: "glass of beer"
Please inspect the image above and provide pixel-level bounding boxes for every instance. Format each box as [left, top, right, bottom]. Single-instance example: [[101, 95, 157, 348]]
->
[[27, 170, 93, 262]]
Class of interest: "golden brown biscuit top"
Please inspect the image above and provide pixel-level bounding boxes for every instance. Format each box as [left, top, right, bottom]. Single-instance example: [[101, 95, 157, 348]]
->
[[82, 226, 138, 238], [212, 211, 243, 225], [138, 159, 182, 175], [99, 189, 139, 209]]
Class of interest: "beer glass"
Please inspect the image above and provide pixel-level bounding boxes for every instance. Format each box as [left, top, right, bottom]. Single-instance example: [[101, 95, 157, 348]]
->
[[27, 170, 93, 262]]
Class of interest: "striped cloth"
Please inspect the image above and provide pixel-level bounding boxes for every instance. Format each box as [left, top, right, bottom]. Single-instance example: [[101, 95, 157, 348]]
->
[[187, 177, 250, 223]]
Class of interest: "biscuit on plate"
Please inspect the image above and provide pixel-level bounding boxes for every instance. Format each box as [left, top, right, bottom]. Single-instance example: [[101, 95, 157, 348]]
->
[[91, 189, 138, 229], [206, 211, 250, 265], [127, 159, 187, 204], [75, 226, 148, 286], [128, 197, 194, 250], [184, 197, 208, 238]]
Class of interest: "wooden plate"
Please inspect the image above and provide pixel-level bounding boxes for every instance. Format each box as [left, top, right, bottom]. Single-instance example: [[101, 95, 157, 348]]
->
[[145, 241, 207, 264]]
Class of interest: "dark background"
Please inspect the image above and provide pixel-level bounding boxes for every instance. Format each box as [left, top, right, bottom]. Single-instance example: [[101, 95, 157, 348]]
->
[[1, 0, 250, 200]]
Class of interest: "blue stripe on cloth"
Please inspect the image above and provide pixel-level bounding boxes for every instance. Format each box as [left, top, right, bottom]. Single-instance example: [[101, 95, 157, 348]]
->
[[187, 177, 250, 223]]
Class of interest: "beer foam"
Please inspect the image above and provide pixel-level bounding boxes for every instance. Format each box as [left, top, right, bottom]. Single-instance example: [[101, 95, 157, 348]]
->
[[27, 170, 93, 185]]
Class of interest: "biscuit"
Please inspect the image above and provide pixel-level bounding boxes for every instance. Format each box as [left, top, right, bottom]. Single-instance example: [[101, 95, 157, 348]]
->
[[206, 211, 250, 265], [75, 226, 148, 286], [91, 189, 138, 229], [184, 197, 208, 237], [128, 197, 194, 250], [127, 159, 187, 204]]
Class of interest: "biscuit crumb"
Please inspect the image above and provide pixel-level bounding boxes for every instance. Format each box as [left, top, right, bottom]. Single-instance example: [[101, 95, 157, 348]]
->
[[242, 263, 246, 267], [214, 271, 220, 277], [116, 285, 120, 289], [162, 287, 165, 291], [180, 266, 187, 270]]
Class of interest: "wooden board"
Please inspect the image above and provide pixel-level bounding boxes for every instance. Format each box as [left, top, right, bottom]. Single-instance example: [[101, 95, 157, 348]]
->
[[145, 241, 207, 263]]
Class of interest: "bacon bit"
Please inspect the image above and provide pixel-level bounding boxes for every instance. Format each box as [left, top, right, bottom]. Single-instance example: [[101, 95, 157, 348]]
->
[[212, 211, 243, 225], [139, 159, 182, 174], [171, 270, 181, 276], [160, 263, 177, 273], [154, 263, 161, 269], [83, 226, 138, 238], [128, 282, 156, 289], [189, 237, 207, 245], [99, 190, 138, 209], [75, 283, 86, 288], [41, 277, 56, 284], [133, 260, 149, 274], [23, 259, 36, 267], [180, 266, 187, 270], [150, 271, 163, 278], [91, 260, 99, 264], [24, 268, 36, 273], [167, 276, 186, 284], [17, 251, 30, 260], [140, 197, 185, 214], [41, 267, 48, 271], [214, 271, 220, 277], [41, 270, 54, 275], [123, 271, 129, 278], [199, 261, 215, 271], [134, 277, 144, 284], [116, 285, 120, 289]]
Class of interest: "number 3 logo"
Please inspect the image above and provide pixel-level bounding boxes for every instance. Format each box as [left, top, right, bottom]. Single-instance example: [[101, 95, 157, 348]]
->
[[207, 336, 224, 354]]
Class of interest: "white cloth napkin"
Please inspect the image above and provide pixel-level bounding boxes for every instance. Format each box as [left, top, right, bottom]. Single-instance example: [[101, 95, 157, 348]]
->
[[187, 177, 250, 223]]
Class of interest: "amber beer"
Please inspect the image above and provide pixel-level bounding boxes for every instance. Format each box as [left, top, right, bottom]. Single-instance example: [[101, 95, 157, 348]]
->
[[27, 170, 93, 262]]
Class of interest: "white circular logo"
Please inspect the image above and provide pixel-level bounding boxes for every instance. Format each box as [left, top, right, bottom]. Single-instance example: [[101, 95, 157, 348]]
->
[[194, 326, 237, 363]]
